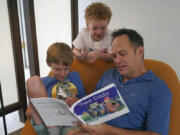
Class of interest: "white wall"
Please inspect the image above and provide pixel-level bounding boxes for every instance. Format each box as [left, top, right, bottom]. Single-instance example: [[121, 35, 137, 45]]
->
[[78, 0, 180, 80], [34, 0, 72, 77], [0, 0, 18, 106]]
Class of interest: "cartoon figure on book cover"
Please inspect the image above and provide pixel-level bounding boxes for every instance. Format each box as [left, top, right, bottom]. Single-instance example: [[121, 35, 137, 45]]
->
[[81, 96, 125, 123]]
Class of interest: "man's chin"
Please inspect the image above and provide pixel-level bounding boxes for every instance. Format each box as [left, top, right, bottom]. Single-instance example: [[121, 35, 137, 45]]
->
[[118, 69, 127, 76]]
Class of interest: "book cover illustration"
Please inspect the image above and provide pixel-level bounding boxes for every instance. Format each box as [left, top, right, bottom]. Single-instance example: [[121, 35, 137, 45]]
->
[[71, 83, 129, 125]]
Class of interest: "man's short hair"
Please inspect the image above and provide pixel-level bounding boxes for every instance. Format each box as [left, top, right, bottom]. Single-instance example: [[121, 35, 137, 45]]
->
[[46, 42, 73, 66], [84, 2, 112, 24], [112, 28, 144, 50]]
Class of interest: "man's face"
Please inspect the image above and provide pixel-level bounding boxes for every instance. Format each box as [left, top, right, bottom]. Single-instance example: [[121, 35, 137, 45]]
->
[[49, 62, 70, 81], [87, 19, 109, 41], [111, 35, 143, 79]]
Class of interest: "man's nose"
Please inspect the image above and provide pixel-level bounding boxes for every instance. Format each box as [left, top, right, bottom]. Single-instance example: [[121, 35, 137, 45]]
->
[[114, 55, 122, 63]]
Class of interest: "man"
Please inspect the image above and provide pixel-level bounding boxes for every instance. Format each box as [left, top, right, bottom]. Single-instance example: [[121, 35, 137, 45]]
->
[[67, 28, 172, 135]]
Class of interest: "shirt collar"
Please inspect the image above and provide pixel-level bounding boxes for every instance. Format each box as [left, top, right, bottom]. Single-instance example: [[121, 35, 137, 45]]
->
[[117, 70, 155, 83]]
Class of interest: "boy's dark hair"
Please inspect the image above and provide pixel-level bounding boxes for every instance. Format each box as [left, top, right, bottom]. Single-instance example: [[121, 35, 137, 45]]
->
[[85, 2, 112, 24], [112, 28, 144, 51], [46, 42, 73, 66]]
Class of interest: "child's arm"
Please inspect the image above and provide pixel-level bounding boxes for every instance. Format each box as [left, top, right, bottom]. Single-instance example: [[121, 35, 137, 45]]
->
[[65, 97, 79, 107], [87, 50, 113, 63], [73, 48, 88, 61], [73, 48, 81, 57]]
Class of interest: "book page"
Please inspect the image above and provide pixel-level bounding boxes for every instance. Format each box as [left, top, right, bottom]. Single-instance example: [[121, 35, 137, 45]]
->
[[30, 98, 78, 126], [70, 83, 129, 125]]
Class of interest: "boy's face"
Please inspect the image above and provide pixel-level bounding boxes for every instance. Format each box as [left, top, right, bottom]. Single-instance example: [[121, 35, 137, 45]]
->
[[49, 62, 70, 81], [87, 19, 109, 41]]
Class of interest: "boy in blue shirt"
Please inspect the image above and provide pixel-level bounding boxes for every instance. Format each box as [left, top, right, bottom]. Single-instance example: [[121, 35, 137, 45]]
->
[[26, 42, 86, 135]]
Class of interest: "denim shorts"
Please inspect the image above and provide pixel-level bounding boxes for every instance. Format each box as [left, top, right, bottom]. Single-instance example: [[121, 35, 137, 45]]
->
[[31, 118, 77, 135]]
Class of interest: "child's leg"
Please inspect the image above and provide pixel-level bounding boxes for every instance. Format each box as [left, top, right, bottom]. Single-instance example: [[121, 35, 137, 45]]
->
[[60, 126, 77, 135], [26, 76, 61, 135], [31, 118, 48, 135], [26, 76, 48, 125]]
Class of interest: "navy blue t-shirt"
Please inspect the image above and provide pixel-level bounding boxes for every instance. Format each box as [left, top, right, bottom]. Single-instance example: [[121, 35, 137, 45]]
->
[[41, 71, 86, 98]]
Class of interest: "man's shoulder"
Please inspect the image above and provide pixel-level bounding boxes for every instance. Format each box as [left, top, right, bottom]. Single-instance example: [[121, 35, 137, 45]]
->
[[147, 71, 172, 95], [102, 68, 120, 77], [148, 71, 167, 86]]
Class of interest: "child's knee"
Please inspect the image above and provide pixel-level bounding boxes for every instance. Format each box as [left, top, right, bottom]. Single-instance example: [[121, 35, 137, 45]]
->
[[26, 76, 41, 86], [26, 76, 43, 96]]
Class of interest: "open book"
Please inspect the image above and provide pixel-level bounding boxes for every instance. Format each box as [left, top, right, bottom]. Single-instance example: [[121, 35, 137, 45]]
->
[[30, 83, 129, 126]]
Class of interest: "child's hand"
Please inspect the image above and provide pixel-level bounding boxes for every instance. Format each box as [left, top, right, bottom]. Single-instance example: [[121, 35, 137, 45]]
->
[[65, 97, 79, 107], [73, 48, 88, 61], [86, 51, 100, 63], [75, 52, 88, 61]]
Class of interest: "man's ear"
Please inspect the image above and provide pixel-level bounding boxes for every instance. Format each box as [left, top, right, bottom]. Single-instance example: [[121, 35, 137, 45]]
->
[[137, 46, 144, 58]]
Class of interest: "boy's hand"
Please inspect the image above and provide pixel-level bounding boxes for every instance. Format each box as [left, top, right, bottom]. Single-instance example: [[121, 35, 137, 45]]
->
[[73, 48, 88, 61], [65, 97, 79, 107], [75, 52, 88, 61], [86, 51, 100, 63]]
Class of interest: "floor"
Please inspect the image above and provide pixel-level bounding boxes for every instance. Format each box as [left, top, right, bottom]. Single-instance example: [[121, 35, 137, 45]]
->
[[0, 111, 25, 135], [0, 68, 30, 135]]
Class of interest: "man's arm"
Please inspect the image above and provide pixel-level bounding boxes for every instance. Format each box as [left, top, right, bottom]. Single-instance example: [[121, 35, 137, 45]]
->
[[74, 122, 160, 135]]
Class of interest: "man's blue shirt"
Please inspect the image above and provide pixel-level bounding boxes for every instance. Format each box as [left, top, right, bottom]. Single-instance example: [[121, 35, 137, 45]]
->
[[41, 71, 86, 98], [95, 68, 172, 135]]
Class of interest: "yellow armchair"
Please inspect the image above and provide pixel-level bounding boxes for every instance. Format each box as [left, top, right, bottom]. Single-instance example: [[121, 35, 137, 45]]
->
[[21, 59, 180, 135]]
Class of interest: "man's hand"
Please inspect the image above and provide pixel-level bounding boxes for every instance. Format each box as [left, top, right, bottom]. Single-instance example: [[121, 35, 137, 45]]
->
[[75, 121, 110, 135], [73, 122, 161, 135], [65, 97, 79, 107]]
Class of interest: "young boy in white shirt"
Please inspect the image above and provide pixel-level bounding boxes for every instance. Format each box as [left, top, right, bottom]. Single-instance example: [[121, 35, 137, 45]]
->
[[73, 2, 113, 63]]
